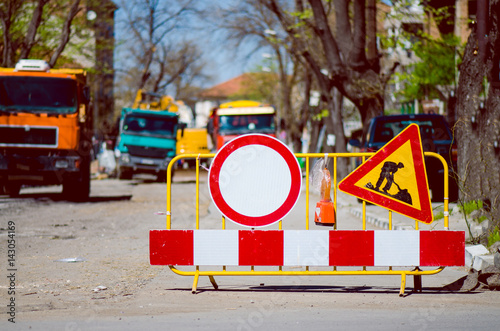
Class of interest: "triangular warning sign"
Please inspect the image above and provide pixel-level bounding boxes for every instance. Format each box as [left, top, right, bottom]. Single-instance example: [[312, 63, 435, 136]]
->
[[339, 124, 433, 224]]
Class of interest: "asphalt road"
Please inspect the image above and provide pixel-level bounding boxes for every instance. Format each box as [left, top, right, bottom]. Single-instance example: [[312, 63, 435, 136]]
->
[[0, 170, 498, 330]]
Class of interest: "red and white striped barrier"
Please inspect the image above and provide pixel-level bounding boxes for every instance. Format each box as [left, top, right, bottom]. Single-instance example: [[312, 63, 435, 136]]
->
[[150, 230, 464, 267]]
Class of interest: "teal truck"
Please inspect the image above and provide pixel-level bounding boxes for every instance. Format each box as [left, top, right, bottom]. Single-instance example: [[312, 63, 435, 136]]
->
[[114, 108, 184, 181]]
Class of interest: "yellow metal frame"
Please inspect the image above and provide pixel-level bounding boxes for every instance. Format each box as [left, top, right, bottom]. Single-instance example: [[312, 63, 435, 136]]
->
[[164, 152, 450, 296]]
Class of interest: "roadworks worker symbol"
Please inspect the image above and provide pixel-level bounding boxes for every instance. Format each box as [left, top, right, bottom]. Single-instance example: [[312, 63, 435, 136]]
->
[[339, 124, 433, 224]]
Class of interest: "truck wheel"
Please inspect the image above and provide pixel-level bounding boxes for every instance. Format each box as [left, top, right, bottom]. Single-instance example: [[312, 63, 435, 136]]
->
[[63, 157, 91, 202], [4, 183, 21, 197], [157, 170, 173, 183], [118, 167, 133, 180]]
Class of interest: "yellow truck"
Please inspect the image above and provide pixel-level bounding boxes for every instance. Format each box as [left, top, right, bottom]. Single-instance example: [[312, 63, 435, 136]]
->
[[176, 128, 211, 168], [132, 89, 178, 112]]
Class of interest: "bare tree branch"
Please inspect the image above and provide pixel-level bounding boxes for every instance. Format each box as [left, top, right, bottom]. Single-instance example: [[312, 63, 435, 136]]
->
[[350, 0, 367, 68], [332, 0, 352, 55], [19, 0, 49, 60], [116, 0, 204, 99], [0, 0, 23, 66], [49, 0, 82, 67], [307, 0, 344, 75]]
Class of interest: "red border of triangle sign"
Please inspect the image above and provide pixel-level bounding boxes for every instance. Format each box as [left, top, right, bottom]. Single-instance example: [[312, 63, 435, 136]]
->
[[339, 124, 433, 224]]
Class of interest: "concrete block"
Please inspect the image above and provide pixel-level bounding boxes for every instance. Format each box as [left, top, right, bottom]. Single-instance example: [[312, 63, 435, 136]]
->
[[465, 244, 490, 268], [472, 255, 495, 272]]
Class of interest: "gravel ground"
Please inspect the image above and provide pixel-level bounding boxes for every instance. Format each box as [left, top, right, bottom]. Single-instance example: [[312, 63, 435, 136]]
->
[[1, 170, 499, 330]]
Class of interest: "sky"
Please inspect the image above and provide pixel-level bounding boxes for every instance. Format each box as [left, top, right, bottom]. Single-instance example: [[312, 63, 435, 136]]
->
[[112, 0, 267, 90], [205, 42, 265, 86], [112, 0, 397, 89]]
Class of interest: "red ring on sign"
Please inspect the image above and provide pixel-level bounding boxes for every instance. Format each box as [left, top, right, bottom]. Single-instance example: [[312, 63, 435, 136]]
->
[[209, 134, 302, 227]]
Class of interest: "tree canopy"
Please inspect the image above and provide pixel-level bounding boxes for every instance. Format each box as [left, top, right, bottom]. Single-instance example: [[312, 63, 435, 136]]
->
[[396, 33, 461, 102], [0, 0, 91, 68]]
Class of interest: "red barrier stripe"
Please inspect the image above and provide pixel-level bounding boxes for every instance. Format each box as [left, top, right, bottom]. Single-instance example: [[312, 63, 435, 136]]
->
[[420, 231, 465, 266], [239, 230, 284, 265], [149, 230, 465, 267], [329, 231, 375, 266], [150, 230, 193, 265]]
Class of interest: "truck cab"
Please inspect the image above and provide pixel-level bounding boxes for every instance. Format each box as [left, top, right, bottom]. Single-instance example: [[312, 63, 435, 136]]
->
[[0, 59, 92, 200], [208, 100, 276, 150], [115, 107, 183, 181]]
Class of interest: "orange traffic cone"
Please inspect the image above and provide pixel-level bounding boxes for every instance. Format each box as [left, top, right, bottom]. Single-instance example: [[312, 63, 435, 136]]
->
[[315, 167, 336, 226]]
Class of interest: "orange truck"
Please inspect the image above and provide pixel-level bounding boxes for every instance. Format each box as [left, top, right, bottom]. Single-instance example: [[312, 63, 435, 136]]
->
[[207, 100, 276, 150], [0, 59, 92, 200]]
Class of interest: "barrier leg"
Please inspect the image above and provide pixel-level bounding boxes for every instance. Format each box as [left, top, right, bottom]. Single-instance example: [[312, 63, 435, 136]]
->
[[399, 273, 406, 297], [413, 267, 422, 292], [192, 269, 200, 294], [209, 275, 218, 290]]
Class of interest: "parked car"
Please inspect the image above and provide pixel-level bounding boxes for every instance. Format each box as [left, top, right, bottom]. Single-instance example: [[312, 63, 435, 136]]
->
[[348, 114, 458, 202]]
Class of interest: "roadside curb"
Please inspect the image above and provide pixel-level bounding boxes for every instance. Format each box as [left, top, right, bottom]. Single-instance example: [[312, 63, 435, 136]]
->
[[349, 207, 413, 230], [465, 244, 496, 272]]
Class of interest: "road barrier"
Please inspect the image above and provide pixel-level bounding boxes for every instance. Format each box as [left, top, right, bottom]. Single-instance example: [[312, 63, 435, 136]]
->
[[150, 152, 465, 296]]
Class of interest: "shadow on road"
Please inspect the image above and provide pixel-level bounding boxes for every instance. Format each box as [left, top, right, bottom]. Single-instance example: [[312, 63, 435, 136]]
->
[[166, 276, 484, 296], [0, 192, 132, 203]]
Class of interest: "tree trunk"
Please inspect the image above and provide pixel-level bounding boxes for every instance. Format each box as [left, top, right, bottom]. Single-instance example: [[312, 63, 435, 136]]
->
[[49, 0, 81, 67], [331, 88, 349, 178], [0, 0, 22, 67], [19, 0, 48, 60], [297, 68, 312, 153], [456, 0, 500, 238]]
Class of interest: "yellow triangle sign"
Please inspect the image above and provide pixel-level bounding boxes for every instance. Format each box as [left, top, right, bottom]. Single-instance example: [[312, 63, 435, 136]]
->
[[339, 124, 433, 224]]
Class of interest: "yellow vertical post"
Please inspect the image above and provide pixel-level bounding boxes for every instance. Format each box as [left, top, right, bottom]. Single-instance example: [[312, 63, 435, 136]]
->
[[333, 156, 338, 229], [444, 198, 449, 230], [362, 156, 366, 230], [399, 273, 407, 297], [363, 201, 366, 230], [166, 159, 174, 230], [280, 207, 283, 271], [196, 156, 200, 230], [192, 267, 200, 294], [208, 275, 218, 290], [305, 157, 310, 230], [389, 210, 393, 271], [443, 163, 450, 230]]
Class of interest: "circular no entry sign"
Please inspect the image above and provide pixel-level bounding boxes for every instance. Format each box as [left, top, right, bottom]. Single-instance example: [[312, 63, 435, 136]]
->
[[208, 134, 302, 227]]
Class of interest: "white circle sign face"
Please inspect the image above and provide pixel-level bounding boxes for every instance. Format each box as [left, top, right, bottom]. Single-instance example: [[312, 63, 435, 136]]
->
[[208, 134, 302, 227]]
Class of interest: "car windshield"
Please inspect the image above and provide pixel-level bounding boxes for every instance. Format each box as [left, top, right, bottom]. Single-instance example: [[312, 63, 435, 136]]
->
[[123, 114, 177, 136], [0, 76, 78, 114], [219, 114, 275, 133], [372, 118, 451, 143]]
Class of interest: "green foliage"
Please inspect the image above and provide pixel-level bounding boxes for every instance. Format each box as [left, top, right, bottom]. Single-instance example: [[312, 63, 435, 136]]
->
[[395, 34, 462, 102], [460, 199, 483, 216], [477, 215, 489, 224], [0, 0, 93, 67], [228, 72, 279, 104], [289, 8, 313, 20], [312, 109, 329, 121], [488, 227, 500, 247], [434, 211, 444, 221], [433, 203, 454, 221]]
